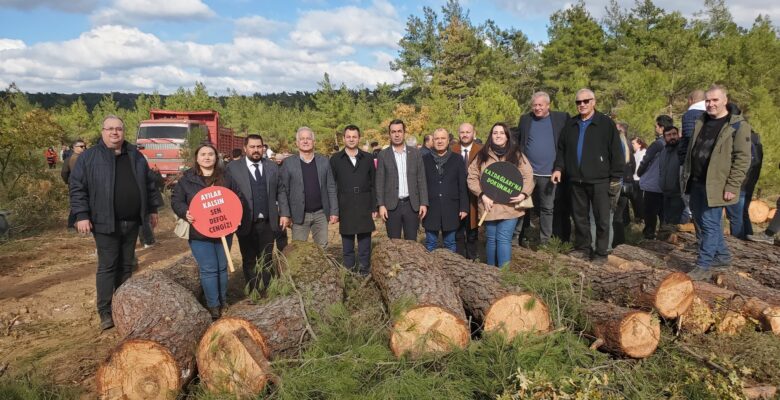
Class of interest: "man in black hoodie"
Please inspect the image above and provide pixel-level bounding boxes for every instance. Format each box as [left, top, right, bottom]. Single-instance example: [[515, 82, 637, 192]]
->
[[552, 89, 625, 261]]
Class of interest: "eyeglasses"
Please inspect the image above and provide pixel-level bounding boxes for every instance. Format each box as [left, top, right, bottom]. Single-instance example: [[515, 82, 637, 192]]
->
[[575, 98, 594, 105], [74, 145, 85, 148], [103, 127, 124, 132]]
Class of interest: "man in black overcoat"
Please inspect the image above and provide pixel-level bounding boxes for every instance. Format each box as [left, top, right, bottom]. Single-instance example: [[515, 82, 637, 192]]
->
[[421, 128, 468, 252], [330, 125, 376, 274]]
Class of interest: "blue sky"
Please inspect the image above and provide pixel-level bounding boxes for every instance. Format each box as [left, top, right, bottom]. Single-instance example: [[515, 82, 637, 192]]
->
[[0, 0, 773, 94]]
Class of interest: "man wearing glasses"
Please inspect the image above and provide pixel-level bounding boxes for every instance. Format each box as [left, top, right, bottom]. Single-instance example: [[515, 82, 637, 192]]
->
[[552, 89, 625, 262], [69, 115, 163, 330], [61, 139, 86, 184]]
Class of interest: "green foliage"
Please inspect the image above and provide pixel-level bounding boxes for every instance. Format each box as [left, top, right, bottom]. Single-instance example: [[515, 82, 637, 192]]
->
[[0, 374, 81, 400]]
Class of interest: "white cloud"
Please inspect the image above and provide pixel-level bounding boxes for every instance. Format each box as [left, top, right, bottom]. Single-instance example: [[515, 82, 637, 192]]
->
[[234, 15, 289, 38], [90, 0, 215, 25], [0, 38, 25, 51], [0, 23, 403, 94], [489, 0, 780, 28], [290, 0, 403, 49], [0, 0, 98, 13]]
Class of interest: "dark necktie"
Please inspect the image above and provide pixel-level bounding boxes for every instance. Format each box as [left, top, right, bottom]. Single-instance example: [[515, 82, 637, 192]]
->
[[252, 163, 260, 180], [463, 148, 468, 162]]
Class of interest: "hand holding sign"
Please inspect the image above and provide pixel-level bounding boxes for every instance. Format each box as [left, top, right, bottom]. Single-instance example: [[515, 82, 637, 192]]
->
[[478, 161, 524, 226], [189, 186, 243, 272]]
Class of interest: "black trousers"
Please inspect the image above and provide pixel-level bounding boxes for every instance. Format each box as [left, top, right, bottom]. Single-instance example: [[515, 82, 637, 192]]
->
[[612, 194, 630, 248], [629, 183, 644, 221], [342, 232, 372, 275], [94, 220, 140, 316], [386, 199, 419, 241], [553, 180, 572, 242], [642, 191, 664, 239], [237, 219, 275, 293], [570, 181, 611, 256], [662, 194, 685, 225], [455, 217, 479, 260]]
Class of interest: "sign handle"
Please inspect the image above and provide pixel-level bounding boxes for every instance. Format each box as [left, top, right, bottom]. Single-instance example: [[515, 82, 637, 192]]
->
[[221, 236, 235, 273], [478, 209, 489, 227]]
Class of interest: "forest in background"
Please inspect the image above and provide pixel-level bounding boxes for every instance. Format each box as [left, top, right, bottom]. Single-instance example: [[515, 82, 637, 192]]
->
[[2, 0, 779, 200]]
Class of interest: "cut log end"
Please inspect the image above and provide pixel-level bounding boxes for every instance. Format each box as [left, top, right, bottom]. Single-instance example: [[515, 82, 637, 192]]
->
[[759, 307, 780, 335], [655, 272, 695, 319], [484, 294, 551, 339], [715, 311, 747, 335], [390, 306, 469, 358], [680, 296, 715, 335], [196, 317, 272, 397], [619, 312, 661, 359], [749, 199, 770, 224], [97, 340, 181, 400]]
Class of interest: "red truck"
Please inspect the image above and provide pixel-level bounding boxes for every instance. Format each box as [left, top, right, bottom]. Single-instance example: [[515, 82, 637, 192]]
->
[[136, 109, 244, 181]]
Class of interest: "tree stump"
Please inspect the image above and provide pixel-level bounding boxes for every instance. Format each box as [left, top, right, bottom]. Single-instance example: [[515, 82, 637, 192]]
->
[[431, 249, 551, 340], [371, 240, 469, 358], [584, 300, 660, 359], [97, 270, 212, 400], [749, 199, 770, 223], [196, 241, 344, 397], [512, 247, 694, 319]]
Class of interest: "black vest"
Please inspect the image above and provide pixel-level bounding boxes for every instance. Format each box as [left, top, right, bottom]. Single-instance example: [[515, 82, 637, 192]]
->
[[249, 163, 269, 219]]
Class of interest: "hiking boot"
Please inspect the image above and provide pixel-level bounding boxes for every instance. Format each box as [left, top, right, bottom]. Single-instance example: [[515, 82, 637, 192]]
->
[[747, 232, 775, 245], [208, 306, 222, 321], [687, 266, 712, 281], [590, 253, 608, 264], [568, 249, 591, 260], [100, 313, 114, 330]]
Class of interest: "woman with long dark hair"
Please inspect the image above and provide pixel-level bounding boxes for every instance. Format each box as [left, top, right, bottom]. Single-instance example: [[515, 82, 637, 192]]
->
[[467, 123, 534, 267], [171, 143, 234, 320]]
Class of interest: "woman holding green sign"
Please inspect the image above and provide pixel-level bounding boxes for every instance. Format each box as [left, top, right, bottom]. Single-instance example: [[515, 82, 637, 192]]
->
[[467, 122, 534, 267]]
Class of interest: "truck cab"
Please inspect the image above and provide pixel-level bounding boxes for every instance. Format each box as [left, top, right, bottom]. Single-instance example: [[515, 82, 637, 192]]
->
[[136, 119, 205, 180]]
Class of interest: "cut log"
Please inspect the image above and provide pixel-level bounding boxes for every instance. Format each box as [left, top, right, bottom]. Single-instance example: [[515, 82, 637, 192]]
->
[[679, 296, 715, 335], [768, 208, 777, 221], [196, 241, 344, 397], [155, 255, 203, 299], [749, 199, 770, 223], [372, 240, 469, 358], [512, 247, 694, 319], [638, 232, 780, 290], [714, 273, 780, 305], [584, 300, 660, 359], [692, 282, 749, 335], [431, 249, 551, 340], [97, 270, 212, 400]]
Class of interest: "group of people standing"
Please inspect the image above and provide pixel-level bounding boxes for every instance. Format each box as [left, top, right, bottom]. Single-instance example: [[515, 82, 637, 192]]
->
[[68, 83, 778, 330]]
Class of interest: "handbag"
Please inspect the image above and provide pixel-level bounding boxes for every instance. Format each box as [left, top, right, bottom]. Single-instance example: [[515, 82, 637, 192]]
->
[[174, 217, 190, 239], [514, 195, 534, 210]]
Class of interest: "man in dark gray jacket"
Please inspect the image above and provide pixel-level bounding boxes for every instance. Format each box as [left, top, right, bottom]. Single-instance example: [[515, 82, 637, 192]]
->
[[69, 115, 163, 330], [658, 126, 684, 236], [279, 127, 338, 247], [376, 119, 428, 240]]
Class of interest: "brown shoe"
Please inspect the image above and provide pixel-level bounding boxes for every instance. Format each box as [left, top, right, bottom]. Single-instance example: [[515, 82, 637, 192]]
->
[[207, 307, 221, 321]]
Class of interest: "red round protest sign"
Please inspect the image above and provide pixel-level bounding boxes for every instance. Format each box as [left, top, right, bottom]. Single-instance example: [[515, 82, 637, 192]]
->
[[188, 186, 243, 238]]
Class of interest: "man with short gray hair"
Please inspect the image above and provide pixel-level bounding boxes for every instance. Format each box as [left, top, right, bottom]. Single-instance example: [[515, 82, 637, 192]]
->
[[279, 127, 338, 247], [552, 89, 624, 261], [515, 91, 570, 246]]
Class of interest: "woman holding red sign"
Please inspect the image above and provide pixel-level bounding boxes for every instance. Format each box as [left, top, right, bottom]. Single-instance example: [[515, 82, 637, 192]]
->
[[467, 123, 534, 267], [171, 143, 234, 320]]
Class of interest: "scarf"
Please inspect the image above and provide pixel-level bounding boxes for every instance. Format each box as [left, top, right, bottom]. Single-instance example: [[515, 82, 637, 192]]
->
[[431, 150, 452, 176], [490, 142, 508, 158]]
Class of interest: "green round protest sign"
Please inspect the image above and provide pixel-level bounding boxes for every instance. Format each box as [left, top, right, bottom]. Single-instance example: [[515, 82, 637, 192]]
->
[[479, 161, 523, 204]]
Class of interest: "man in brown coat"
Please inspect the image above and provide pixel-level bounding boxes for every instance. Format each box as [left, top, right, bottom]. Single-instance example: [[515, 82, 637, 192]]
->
[[452, 122, 482, 260]]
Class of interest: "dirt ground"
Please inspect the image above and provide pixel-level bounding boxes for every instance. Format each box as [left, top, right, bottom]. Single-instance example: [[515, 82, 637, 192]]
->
[[0, 207, 390, 397]]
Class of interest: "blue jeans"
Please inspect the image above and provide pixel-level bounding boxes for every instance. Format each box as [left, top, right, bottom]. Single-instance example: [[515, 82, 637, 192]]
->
[[689, 182, 730, 268], [485, 218, 519, 267], [724, 191, 747, 239], [190, 237, 233, 308], [425, 230, 456, 252]]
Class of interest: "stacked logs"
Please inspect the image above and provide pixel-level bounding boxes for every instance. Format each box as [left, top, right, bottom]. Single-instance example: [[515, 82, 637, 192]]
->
[[613, 242, 780, 336], [97, 257, 211, 400], [196, 241, 344, 398]]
